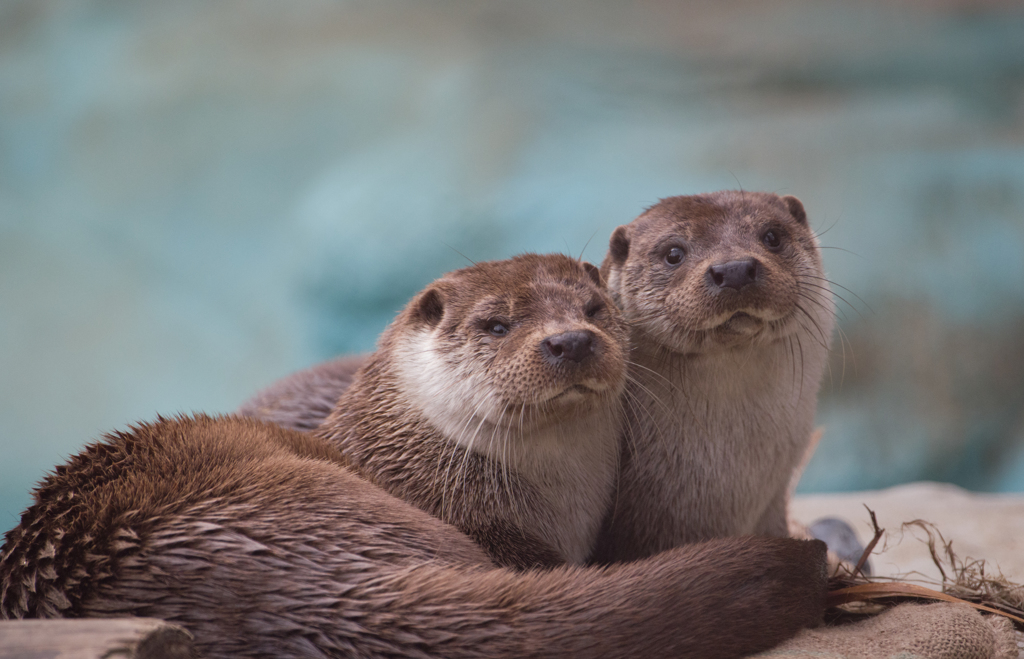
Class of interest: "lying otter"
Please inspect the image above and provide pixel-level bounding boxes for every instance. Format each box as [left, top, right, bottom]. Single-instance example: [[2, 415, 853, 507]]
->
[[238, 194, 835, 562], [1, 254, 828, 659], [0, 414, 828, 659], [594, 191, 835, 561], [314, 253, 629, 567]]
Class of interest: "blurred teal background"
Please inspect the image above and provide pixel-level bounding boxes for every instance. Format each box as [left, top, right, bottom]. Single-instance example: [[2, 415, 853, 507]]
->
[[2, 0, 1024, 533]]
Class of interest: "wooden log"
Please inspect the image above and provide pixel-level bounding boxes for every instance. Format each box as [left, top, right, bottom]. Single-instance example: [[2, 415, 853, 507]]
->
[[0, 618, 195, 659]]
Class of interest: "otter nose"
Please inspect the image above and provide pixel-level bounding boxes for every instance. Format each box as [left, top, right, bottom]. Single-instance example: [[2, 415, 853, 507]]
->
[[708, 258, 759, 291], [542, 330, 596, 365]]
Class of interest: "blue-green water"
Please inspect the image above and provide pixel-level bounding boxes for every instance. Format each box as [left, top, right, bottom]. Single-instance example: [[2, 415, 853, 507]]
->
[[3, 0, 1024, 533]]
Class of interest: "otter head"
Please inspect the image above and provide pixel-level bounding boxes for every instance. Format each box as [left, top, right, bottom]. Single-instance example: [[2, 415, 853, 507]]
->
[[601, 191, 830, 354], [383, 253, 629, 452]]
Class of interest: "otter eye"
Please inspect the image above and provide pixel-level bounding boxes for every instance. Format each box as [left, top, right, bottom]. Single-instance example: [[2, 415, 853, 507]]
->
[[763, 229, 782, 250], [585, 301, 604, 318], [485, 320, 509, 337], [664, 246, 685, 266]]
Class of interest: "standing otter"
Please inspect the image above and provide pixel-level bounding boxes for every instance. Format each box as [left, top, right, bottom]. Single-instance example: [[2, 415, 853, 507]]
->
[[1, 254, 829, 659], [594, 191, 835, 561], [315, 253, 629, 567]]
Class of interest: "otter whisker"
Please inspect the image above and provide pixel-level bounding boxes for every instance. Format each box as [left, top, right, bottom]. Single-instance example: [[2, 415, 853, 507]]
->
[[798, 272, 873, 317], [455, 402, 498, 506], [832, 323, 856, 390], [616, 385, 642, 463], [491, 400, 520, 528], [811, 213, 842, 241], [794, 331, 806, 405], [624, 357, 675, 390], [793, 302, 832, 351], [624, 363, 676, 421], [786, 333, 799, 399], [503, 401, 526, 526], [620, 373, 671, 461], [793, 284, 837, 315], [817, 244, 865, 259], [440, 393, 493, 522]]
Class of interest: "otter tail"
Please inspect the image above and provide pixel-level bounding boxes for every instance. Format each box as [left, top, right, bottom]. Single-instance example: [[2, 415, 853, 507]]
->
[[4, 524, 826, 659], [345, 536, 828, 659]]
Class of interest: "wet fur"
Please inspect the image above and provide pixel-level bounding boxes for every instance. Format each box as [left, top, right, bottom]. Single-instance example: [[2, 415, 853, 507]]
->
[[0, 414, 829, 659], [595, 191, 836, 561]]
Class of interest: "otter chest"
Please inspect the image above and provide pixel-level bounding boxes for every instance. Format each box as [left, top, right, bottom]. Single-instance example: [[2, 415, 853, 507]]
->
[[494, 414, 620, 565]]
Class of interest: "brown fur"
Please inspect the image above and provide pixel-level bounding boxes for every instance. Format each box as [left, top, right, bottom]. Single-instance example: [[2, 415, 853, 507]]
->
[[0, 413, 829, 658], [316, 253, 630, 568], [1, 253, 830, 657], [595, 191, 835, 561]]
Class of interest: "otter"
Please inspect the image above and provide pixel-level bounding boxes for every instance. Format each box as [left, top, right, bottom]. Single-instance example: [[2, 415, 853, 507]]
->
[[1, 254, 829, 659], [593, 191, 835, 561], [238, 196, 836, 560], [314, 253, 629, 567], [0, 414, 828, 659]]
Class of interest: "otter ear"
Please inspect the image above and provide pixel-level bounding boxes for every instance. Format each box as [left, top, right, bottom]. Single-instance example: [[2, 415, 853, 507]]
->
[[581, 261, 604, 287], [782, 195, 807, 225], [607, 225, 630, 266], [411, 287, 445, 327]]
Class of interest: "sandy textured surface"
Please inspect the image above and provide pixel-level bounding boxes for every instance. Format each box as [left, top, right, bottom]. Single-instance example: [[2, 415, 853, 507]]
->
[[793, 481, 1024, 583]]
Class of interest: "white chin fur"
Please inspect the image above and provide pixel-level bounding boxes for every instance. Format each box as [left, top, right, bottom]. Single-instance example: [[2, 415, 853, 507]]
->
[[392, 330, 503, 444]]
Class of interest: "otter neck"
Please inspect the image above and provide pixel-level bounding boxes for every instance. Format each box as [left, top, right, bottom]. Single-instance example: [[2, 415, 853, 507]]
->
[[620, 333, 824, 544], [326, 349, 622, 566]]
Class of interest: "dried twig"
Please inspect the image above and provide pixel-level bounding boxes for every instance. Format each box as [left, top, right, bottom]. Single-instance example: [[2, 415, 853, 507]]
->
[[851, 505, 883, 580], [827, 582, 1024, 625], [824, 510, 1024, 629]]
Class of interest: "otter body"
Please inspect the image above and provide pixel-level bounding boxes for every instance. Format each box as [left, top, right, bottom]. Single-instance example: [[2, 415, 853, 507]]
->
[[238, 196, 835, 561], [316, 253, 629, 567], [0, 414, 828, 659], [1, 254, 829, 659], [595, 191, 835, 561]]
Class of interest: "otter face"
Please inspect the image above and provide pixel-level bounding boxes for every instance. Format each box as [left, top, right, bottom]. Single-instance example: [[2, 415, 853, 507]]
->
[[389, 253, 629, 438], [601, 191, 831, 354]]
